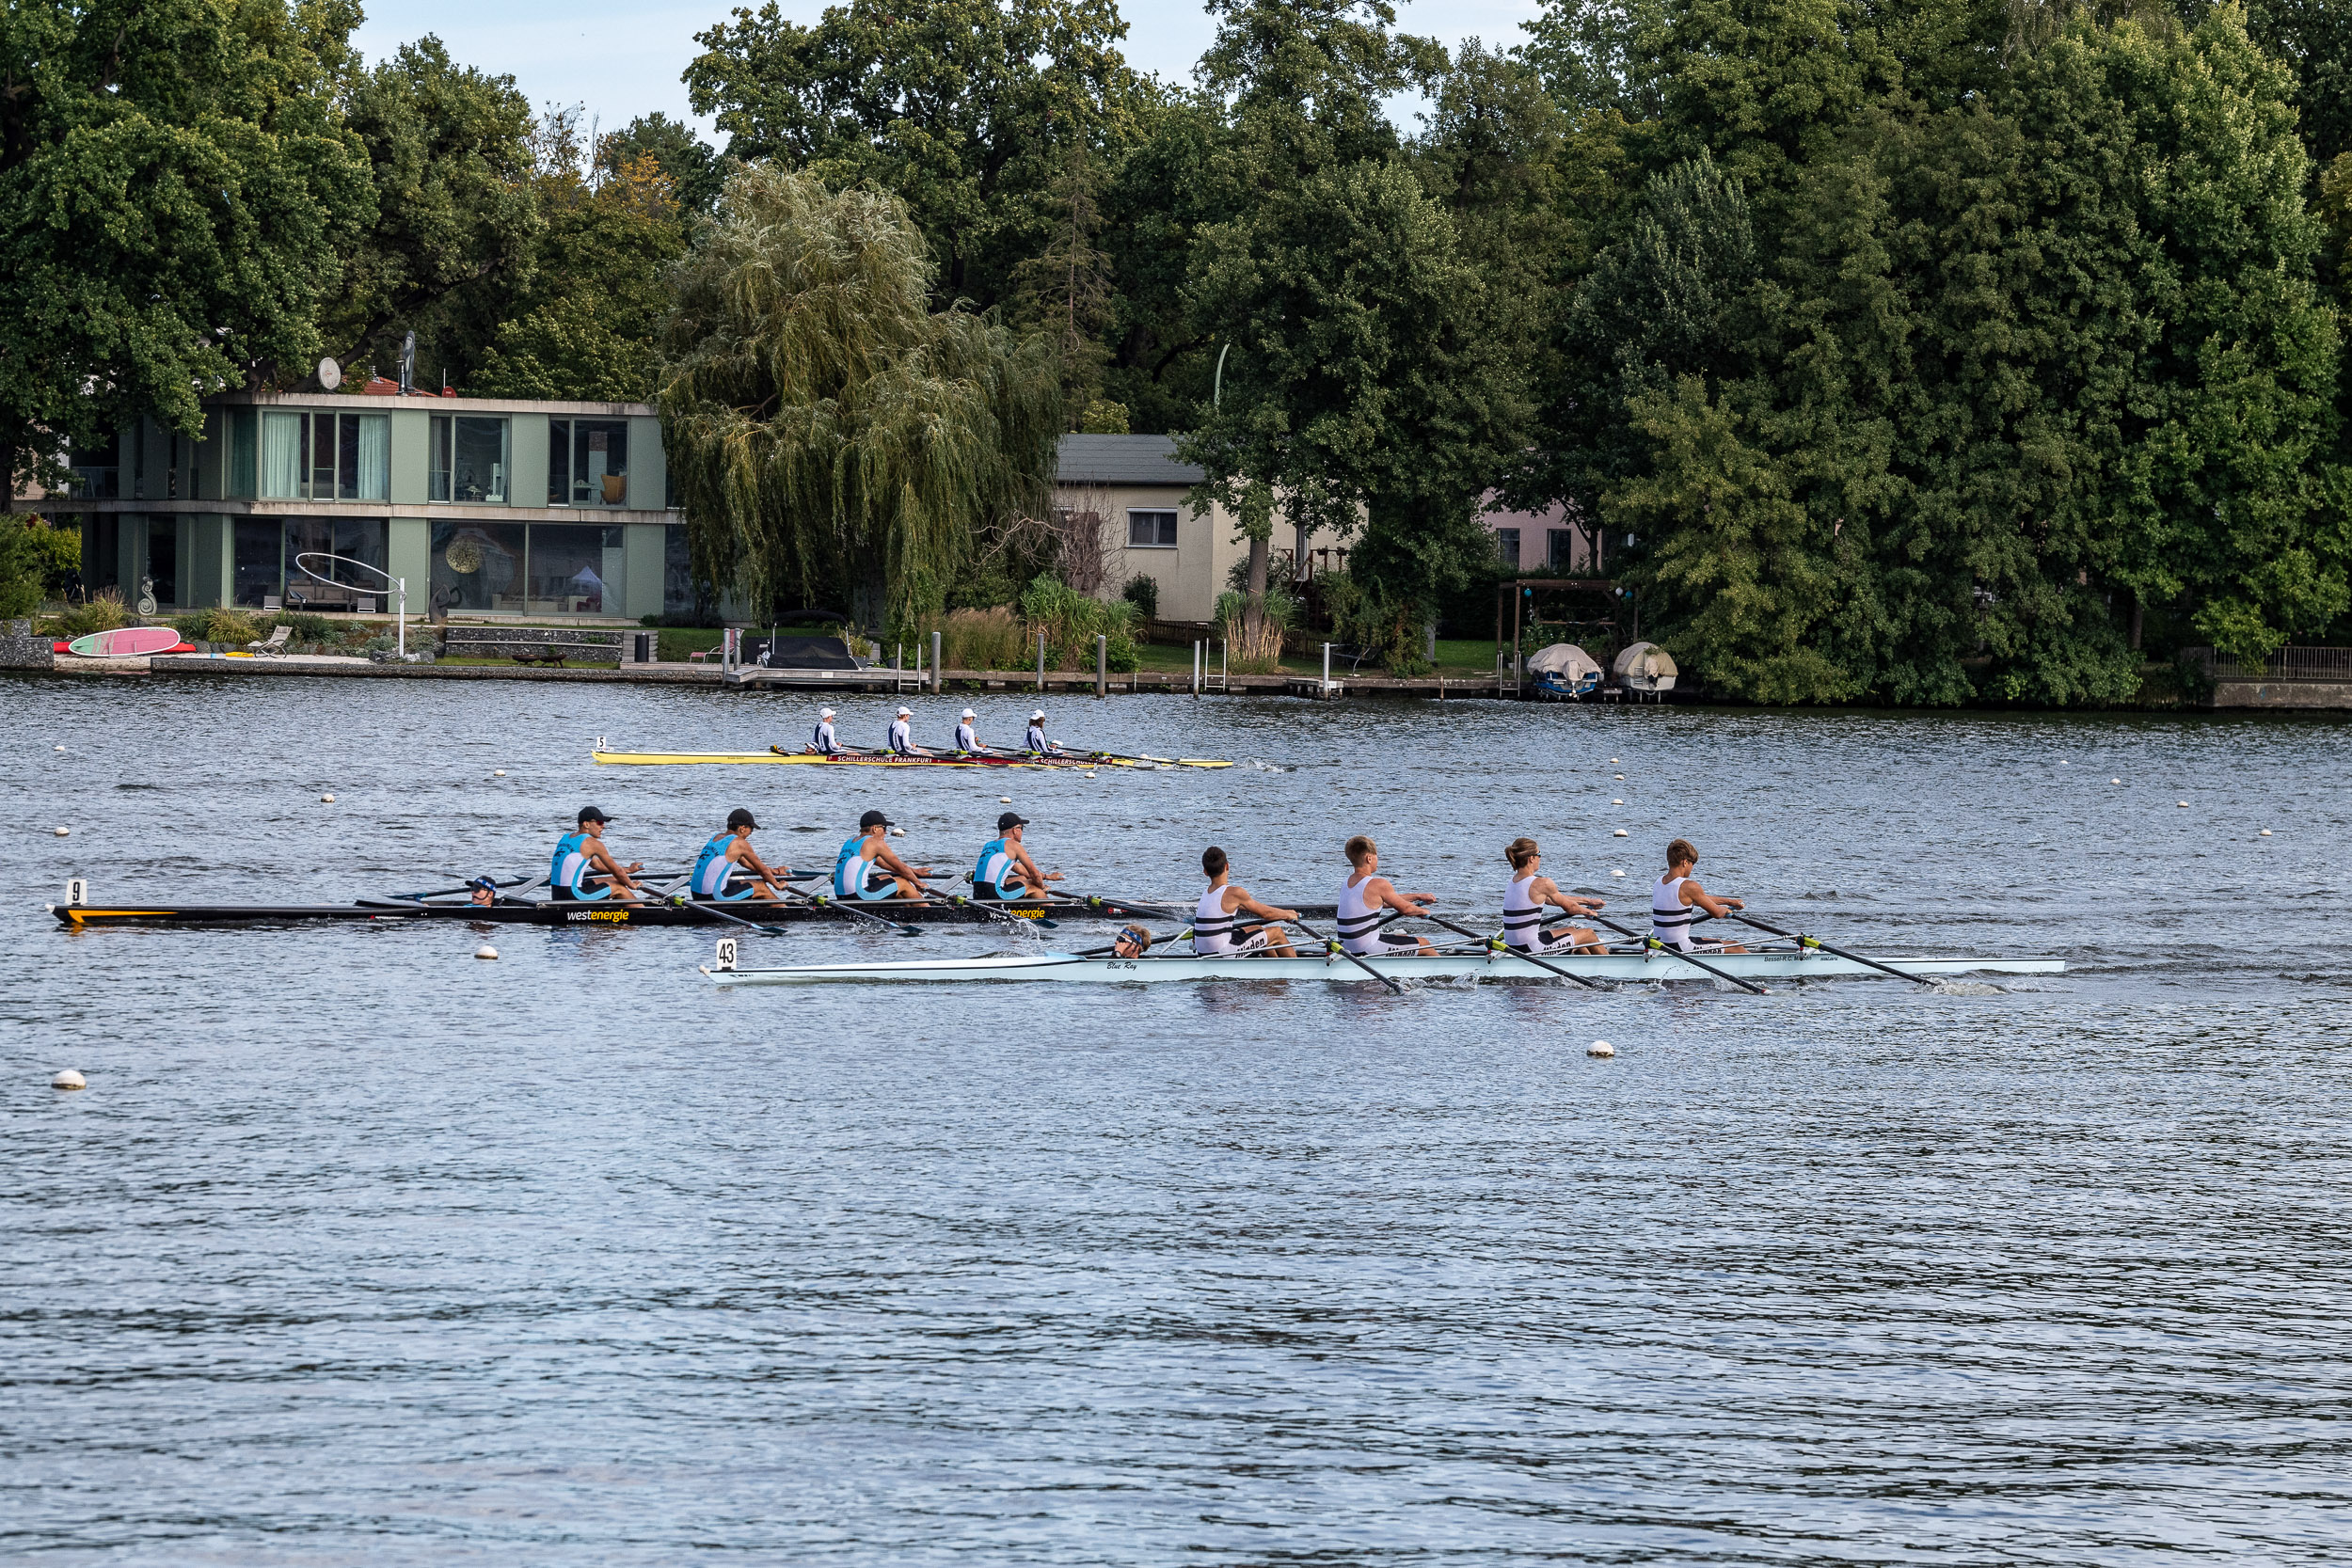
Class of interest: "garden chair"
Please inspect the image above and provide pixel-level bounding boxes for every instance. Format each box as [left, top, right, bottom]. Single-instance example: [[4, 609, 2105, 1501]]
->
[[247, 626, 292, 656]]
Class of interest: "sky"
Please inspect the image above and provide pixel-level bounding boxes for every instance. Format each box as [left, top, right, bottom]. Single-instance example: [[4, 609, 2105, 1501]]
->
[[347, 0, 1551, 143]]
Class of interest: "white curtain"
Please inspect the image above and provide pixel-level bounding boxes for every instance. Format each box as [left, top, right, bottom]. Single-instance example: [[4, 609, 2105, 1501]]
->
[[355, 416, 389, 499], [261, 412, 301, 498]]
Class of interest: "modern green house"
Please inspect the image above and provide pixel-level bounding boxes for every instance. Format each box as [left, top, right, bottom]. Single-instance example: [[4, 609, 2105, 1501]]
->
[[36, 389, 691, 620]]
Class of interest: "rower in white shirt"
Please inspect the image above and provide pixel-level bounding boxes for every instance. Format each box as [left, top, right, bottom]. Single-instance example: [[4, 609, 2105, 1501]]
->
[[886, 705, 926, 757], [952, 707, 984, 754], [1335, 835, 1436, 956], [1192, 846, 1297, 958], [1024, 708, 1062, 755], [806, 706, 839, 755]]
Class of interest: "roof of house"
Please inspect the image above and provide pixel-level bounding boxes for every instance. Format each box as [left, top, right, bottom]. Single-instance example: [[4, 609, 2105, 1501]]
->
[[1055, 434, 1202, 487]]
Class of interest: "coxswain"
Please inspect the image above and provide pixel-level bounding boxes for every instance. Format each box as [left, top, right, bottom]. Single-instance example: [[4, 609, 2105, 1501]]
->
[[972, 811, 1062, 900], [550, 805, 644, 902], [952, 707, 984, 754], [690, 808, 791, 901], [807, 706, 840, 755], [1192, 846, 1297, 957], [1023, 708, 1062, 755], [467, 876, 500, 907], [833, 808, 933, 901], [1335, 835, 1437, 956], [886, 705, 927, 757], [1652, 837, 1747, 953], [1502, 837, 1604, 954]]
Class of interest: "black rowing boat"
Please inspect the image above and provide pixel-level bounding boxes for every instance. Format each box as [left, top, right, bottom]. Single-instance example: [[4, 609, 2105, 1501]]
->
[[51, 897, 1145, 929]]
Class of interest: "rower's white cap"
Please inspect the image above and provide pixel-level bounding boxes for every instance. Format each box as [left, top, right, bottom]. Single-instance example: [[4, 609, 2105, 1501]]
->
[[897, 705, 912, 716], [1030, 709, 1045, 720], [961, 707, 976, 718], [818, 706, 834, 718]]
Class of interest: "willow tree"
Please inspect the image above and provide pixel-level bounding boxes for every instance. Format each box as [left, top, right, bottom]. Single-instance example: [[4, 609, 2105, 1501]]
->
[[659, 165, 1062, 632]]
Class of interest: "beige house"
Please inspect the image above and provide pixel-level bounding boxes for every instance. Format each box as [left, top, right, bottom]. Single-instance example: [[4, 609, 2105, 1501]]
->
[[1054, 435, 1347, 624]]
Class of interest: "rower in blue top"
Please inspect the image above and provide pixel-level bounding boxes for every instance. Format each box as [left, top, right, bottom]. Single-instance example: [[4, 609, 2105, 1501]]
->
[[886, 705, 927, 757], [833, 809, 933, 900], [690, 808, 792, 901], [551, 805, 644, 902], [805, 706, 839, 755], [971, 811, 1060, 901]]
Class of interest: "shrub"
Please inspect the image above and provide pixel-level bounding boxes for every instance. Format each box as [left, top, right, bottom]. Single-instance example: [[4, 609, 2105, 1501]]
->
[[1214, 590, 1288, 673], [57, 591, 127, 636], [196, 608, 262, 645], [1019, 574, 1136, 670], [929, 606, 1026, 672], [264, 611, 338, 643], [1120, 573, 1160, 620]]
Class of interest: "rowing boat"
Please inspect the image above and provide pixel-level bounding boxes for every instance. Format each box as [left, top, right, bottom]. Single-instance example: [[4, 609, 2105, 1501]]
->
[[589, 747, 1232, 769], [51, 896, 1099, 929], [702, 949, 2067, 987]]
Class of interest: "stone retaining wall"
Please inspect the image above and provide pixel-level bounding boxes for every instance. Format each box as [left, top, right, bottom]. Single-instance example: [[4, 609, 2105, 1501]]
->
[[0, 619, 53, 670]]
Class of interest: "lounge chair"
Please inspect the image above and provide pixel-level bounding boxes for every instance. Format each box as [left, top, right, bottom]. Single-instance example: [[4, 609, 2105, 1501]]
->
[[248, 625, 292, 656]]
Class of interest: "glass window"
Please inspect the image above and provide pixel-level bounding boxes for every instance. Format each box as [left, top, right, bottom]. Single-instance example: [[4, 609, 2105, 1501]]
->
[[431, 415, 508, 503], [146, 516, 177, 607], [527, 523, 623, 613], [229, 411, 257, 498], [1547, 528, 1574, 571], [549, 419, 629, 506], [663, 524, 695, 618], [310, 413, 335, 499], [84, 515, 120, 592], [283, 516, 389, 609], [1127, 510, 1178, 547], [432, 521, 526, 613], [340, 414, 388, 500], [233, 520, 281, 606], [70, 431, 119, 499], [261, 412, 303, 498], [1495, 528, 1519, 566]]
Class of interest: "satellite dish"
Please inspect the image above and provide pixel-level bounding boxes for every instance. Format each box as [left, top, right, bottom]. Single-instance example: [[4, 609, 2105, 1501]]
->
[[317, 357, 342, 391]]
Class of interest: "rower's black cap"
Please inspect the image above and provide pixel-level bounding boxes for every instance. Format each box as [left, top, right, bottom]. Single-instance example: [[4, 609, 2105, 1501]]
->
[[997, 811, 1027, 831], [727, 807, 758, 831], [468, 876, 498, 891], [578, 805, 611, 824], [859, 808, 892, 831]]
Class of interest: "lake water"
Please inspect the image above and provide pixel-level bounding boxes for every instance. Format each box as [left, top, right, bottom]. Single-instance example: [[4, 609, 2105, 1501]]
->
[[4, 673, 2347, 1563]]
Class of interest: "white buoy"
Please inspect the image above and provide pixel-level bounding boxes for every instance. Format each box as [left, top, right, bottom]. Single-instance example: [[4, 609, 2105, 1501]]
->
[[1612, 799, 1624, 805], [53, 827, 69, 836], [2177, 800, 2189, 808], [1609, 757, 1618, 764], [1614, 773, 1626, 781], [1586, 1041, 1614, 1058], [1613, 829, 1629, 837], [474, 943, 499, 960], [2112, 778, 2122, 784], [52, 1069, 86, 1090], [2260, 829, 2273, 837], [53, 745, 65, 752], [321, 793, 335, 803], [889, 827, 906, 837], [1086, 771, 1097, 779], [494, 769, 506, 777], [1610, 869, 1625, 878], [998, 796, 1011, 804]]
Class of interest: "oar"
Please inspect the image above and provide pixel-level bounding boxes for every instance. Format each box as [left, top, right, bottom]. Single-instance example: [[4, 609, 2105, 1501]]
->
[[781, 885, 921, 938], [661, 892, 791, 939], [1045, 890, 1186, 917], [392, 873, 542, 902], [1585, 911, 1769, 995], [1713, 911, 1939, 989], [1414, 911, 1604, 990], [1286, 917, 1406, 995]]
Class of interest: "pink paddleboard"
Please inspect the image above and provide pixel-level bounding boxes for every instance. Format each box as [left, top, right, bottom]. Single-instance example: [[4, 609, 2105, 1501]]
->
[[66, 626, 184, 657]]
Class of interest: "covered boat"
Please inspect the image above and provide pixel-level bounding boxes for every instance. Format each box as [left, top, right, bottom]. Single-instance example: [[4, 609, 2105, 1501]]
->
[[1612, 641, 1677, 696], [1526, 642, 1602, 700]]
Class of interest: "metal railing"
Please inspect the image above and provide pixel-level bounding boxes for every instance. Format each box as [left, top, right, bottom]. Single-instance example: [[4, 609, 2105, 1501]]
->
[[2187, 645, 2352, 683]]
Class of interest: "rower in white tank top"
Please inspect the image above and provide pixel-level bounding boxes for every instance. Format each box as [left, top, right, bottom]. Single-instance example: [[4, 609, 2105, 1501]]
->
[[1336, 836, 1434, 956], [1190, 847, 1297, 957], [1500, 838, 1602, 953], [1649, 839, 1747, 953]]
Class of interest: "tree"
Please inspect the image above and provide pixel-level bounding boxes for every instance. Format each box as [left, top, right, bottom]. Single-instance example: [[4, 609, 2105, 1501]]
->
[[0, 0, 372, 489], [472, 110, 691, 402], [326, 36, 540, 389], [684, 0, 1145, 310], [659, 166, 1061, 634], [600, 113, 725, 215]]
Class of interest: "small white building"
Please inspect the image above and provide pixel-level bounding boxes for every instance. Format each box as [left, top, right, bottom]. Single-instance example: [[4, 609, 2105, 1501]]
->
[[1054, 436, 1347, 624], [1482, 495, 1602, 574]]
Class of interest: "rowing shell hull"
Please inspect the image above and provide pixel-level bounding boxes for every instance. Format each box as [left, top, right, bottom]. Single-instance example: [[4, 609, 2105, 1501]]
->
[[705, 951, 2069, 987], [49, 898, 1100, 929], [590, 749, 1232, 769]]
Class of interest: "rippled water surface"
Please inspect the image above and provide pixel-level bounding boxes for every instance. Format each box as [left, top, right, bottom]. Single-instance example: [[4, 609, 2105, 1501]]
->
[[4, 673, 2348, 1563]]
